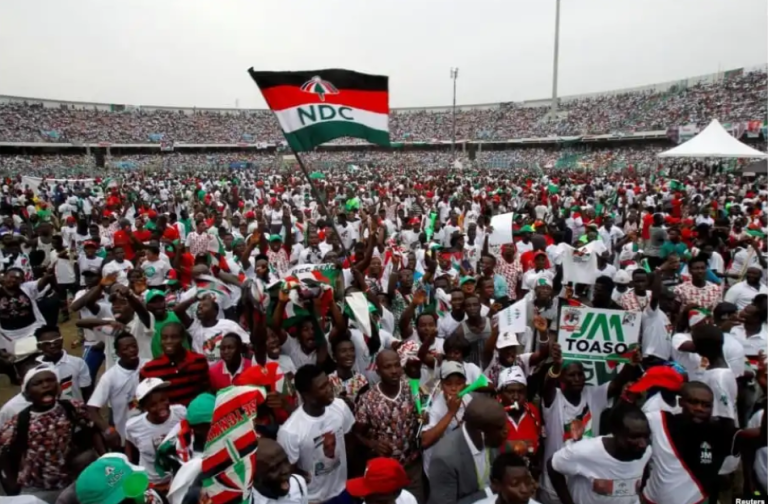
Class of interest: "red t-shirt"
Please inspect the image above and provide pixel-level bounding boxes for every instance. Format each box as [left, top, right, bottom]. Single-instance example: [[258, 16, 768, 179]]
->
[[671, 198, 683, 218], [178, 253, 195, 289], [133, 229, 151, 245], [112, 230, 135, 260], [642, 214, 654, 241], [501, 403, 542, 458]]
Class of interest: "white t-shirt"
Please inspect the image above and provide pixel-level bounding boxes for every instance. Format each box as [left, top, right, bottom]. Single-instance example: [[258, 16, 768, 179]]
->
[[35, 352, 91, 402], [77, 255, 104, 285], [277, 399, 355, 503], [250, 474, 309, 504], [748, 409, 767, 493], [189, 319, 250, 363], [281, 335, 318, 370], [142, 258, 172, 287], [49, 250, 76, 284], [422, 392, 472, 476], [700, 366, 740, 475], [87, 359, 146, 440], [671, 332, 745, 381], [348, 327, 396, 384], [437, 313, 465, 339], [102, 259, 133, 287], [73, 288, 112, 343], [641, 305, 672, 360], [551, 436, 651, 504], [101, 313, 155, 370], [540, 384, 610, 496], [125, 404, 187, 484]]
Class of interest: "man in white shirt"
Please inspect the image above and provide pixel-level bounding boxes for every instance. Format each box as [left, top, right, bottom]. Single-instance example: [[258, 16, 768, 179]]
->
[[547, 405, 652, 504], [251, 438, 309, 504], [347, 457, 419, 504], [723, 267, 768, 309], [277, 364, 354, 504]]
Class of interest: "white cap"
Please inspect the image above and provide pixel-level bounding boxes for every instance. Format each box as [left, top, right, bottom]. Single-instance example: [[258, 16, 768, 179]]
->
[[496, 331, 520, 350], [497, 366, 527, 388], [440, 361, 467, 380], [135, 377, 170, 403], [613, 270, 632, 285], [22, 364, 58, 392]]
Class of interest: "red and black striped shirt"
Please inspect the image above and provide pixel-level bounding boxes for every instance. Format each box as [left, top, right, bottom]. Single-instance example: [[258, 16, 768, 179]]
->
[[139, 350, 210, 406]]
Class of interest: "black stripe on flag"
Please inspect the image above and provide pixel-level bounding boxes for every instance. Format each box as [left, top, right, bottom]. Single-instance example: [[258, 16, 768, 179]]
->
[[248, 68, 388, 92]]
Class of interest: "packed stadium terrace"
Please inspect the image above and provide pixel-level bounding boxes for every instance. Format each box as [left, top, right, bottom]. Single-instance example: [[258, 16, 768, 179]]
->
[[0, 69, 766, 144]]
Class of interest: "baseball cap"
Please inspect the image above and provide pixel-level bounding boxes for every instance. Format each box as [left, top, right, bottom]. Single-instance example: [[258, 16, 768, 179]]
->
[[135, 377, 170, 403], [346, 457, 410, 497], [75, 453, 149, 504], [496, 331, 520, 350], [268, 234, 283, 242], [22, 364, 58, 392], [627, 366, 684, 394], [143, 289, 165, 303], [459, 276, 476, 286], [440, 361, 466, 380], [497, 366, 527, 388], [83, 240, 99, 249], [613, 270, 631, 285]]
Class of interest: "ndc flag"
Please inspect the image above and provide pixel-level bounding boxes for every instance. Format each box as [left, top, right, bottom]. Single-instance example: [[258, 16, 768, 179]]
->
[[248, 68, 390, 152]]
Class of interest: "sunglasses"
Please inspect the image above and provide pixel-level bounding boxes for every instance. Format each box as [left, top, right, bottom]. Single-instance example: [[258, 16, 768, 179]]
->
[[38, 337, 63, 347]]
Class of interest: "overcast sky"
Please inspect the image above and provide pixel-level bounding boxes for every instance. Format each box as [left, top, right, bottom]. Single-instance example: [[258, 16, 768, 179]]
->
[[0, 0, 765, 109]]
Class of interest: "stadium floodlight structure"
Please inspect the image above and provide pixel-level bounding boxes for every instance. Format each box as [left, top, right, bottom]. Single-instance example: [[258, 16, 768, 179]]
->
[[450, 67, 459, 156], [550, 0, 561, 115]]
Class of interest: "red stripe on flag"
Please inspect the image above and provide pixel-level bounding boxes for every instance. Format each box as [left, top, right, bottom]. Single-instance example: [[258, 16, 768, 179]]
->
[[261, 86, 389, 114]]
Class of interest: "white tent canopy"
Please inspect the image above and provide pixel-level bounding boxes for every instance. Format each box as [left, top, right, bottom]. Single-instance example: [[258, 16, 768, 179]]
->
[[658, 119, 768, 159]]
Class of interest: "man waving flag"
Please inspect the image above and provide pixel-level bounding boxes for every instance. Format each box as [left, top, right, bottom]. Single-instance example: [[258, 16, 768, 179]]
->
[[248, 68, 390, 151]]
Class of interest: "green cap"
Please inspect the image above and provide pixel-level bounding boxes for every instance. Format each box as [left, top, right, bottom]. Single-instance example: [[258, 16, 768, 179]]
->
[[143, 289, 165, 303], [187, 392, 215, 425], [268, 234, 283, 242], [746, 229, 766, 238], [76, 453, 149, 504], [459, 276, 476, 286], [519, 225, 535, 234]]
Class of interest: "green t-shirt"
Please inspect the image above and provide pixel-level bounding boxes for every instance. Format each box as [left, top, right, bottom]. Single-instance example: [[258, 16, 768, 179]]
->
[[151, 311, 187, 358], [659, 241, 689, 260]]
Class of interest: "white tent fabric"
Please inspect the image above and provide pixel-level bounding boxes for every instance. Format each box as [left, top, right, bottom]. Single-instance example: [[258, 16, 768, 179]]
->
[[658, 119, 768, 159]]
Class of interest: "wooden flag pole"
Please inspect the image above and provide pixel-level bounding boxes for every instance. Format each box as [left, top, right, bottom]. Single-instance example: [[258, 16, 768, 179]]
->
[[289, 147, 351, 261]]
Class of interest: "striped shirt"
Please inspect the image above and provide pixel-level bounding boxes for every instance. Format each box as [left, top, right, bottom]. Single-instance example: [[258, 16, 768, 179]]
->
[[139, 350, 210, 406]]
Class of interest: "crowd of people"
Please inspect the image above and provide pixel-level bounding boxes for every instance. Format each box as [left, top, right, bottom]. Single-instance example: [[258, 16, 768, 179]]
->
[[0, 70, 765, 144], [0, 159, 764, 504], [5, 143, 765, 179]]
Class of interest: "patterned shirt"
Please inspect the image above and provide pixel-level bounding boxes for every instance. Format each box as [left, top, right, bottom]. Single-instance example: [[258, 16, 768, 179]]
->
[[185, 231, 215, 257], [328, 371, 369, 401], [266, 248, 290, 277], [618, 291, 652, 312], [495, 257, 523, 300], [0, 401, 94, 490], [673, 281, 722, 311], [355, 379, 421, 465]]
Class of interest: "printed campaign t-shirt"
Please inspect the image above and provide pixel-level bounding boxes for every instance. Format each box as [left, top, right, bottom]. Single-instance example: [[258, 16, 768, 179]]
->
[[540, 384, 610, 496], [551, 436, 651, 504], [125, 404, 187, 484], [277, 398, 355, 503], [189, 319, 250, 363], [642, 411, 739, 504]]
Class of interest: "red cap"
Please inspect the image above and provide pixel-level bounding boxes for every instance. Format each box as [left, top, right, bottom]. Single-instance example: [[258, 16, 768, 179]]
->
[[245, 211, 256, 219], [233, 361, 284, 390], [346, 458, 410, 497], [147, 209, 158, 218], [66, 216, 76, 224], [627, 366, 684, 394]]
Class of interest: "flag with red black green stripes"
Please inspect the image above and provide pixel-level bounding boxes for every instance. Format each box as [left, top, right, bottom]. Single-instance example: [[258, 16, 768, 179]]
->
[[248, 68, 390, 151]]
